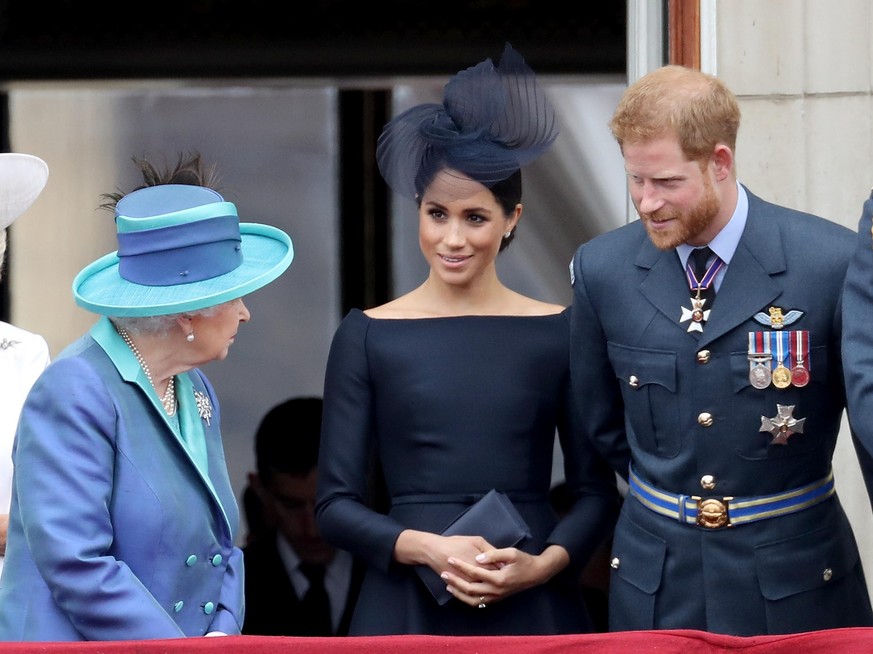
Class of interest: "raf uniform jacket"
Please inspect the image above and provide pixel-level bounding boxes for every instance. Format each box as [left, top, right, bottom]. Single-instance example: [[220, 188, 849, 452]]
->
[[842, 193, 873, 507], [0, 317, 244, 641], [569, 186, 873, 636], [242, 535, 365, 636]]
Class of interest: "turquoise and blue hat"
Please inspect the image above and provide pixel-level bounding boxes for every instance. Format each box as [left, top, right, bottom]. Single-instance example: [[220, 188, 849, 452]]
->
[[73, 184, 293, 317]]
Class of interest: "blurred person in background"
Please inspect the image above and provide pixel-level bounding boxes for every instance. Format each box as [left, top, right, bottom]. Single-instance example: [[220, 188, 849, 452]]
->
[[243, 396, 364, 636]]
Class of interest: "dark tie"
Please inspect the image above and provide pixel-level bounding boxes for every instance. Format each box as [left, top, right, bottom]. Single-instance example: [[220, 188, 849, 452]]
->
[[299, 562, 332, 636], [689, 246, 717, 310]]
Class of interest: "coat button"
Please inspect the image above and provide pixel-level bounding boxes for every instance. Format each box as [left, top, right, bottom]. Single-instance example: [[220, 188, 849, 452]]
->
[[700, 475, 716, 490], [823, 568, 833, 582], [610, 557, 620, 569], [696, 350, 711, 364], [698, 412, 714, 427], [211, 554, 223, 566], [186, 555, 198, 566], [174, 601, 184, 613], [628, 375, 639, 388], [203, 602, 215, 615]]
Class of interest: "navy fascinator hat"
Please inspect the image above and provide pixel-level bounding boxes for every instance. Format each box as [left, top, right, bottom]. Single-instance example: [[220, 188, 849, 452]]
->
[[376, 43, 559, 201]]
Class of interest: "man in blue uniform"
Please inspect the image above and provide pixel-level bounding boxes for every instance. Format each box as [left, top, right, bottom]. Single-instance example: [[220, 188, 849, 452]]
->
[[569, 64, 873, 635]]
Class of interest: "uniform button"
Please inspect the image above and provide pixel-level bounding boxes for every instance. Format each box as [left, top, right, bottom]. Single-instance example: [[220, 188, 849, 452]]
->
[[696, 350, 711, 364], [823, 568, 833, 582], [186, 555, 198, 567], [610, 557, 620, 570], [174, 601, 184, 613], [211, 554, 223, 566], [698, 412, 714, 427], [628, 375, 639, 388], [203, 602, 215, 615], [700, 475, 716, 490]]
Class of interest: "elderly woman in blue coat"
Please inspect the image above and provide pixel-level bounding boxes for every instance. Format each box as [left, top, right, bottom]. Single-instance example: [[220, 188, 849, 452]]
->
[[0, 154, 294, 641]]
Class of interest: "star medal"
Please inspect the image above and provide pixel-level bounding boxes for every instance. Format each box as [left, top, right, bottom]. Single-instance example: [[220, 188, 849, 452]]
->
[[790, 329, 810, 387], [770, 330, 791, 389], [747, 331, 772, 389], [680, 295, 710, 333], [679, 251, 724, 333], [760, 404, 805, 445]]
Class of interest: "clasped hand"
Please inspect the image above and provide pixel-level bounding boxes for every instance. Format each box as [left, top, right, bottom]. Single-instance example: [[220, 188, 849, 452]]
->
[[434, 534, 547, 608]]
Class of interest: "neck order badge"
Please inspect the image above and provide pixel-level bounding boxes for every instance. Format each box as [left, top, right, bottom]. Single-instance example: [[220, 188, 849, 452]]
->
[[679, 247, 723, 333]]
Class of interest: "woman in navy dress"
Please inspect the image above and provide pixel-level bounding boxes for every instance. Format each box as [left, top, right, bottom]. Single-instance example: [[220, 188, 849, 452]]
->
[[315, 44, 619, 636]]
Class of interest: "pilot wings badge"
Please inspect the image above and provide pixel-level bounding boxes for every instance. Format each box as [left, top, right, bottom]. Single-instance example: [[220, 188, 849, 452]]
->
[[753, 306, 803, 330]]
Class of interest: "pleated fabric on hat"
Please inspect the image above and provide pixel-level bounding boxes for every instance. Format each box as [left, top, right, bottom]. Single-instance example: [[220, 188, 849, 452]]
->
[[376, 43, 559, 201]]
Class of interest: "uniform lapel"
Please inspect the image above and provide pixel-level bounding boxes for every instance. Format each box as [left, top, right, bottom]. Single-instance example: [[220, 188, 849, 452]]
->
[[699, 190, 784, 347], [635, 188, 785, 348], [636, 240, 693, 332]]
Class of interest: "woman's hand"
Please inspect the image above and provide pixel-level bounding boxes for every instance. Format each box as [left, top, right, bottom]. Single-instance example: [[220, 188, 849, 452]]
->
[[395, 530, 494, 577], [441, 543, 570, 608]]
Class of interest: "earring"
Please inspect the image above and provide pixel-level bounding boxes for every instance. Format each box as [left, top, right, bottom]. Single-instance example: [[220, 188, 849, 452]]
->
[[186, 332, 195, 343], [504, 231, 512, 239]]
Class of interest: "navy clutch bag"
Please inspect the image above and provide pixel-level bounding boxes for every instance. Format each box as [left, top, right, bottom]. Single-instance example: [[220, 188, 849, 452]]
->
[[416, 489, 532, 605]]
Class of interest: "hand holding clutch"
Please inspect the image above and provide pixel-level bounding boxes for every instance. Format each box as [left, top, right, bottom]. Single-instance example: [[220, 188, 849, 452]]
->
[[416, 489, 532, 605]]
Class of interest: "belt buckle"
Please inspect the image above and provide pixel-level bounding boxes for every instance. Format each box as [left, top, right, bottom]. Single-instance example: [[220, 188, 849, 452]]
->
[[693, 496, 733, 529]]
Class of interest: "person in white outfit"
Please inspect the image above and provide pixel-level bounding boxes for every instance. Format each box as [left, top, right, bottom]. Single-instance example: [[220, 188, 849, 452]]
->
[[0, 153, 51, 577]]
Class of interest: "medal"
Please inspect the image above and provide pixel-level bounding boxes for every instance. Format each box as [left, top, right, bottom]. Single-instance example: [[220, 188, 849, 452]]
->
[[680, 295, 710, 333], [749, 359, 772, 389], [790, 330, 811, 387], [680, 250, 724, 332], [760, 404, 806, 445], [771, 330, 791, 389], [772, 365, 792, 389], [747, 332, 773, 389]]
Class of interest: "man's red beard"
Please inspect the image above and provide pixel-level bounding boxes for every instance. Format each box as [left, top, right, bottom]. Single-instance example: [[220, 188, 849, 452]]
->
[[640, 178, 720, 250]]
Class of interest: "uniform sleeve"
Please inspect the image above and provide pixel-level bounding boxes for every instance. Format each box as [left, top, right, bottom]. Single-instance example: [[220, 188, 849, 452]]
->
[[569, 245, 632, 479], [549, 378, 620, 570], [841, 194, 873, 506], [315, 311, 406, 573]]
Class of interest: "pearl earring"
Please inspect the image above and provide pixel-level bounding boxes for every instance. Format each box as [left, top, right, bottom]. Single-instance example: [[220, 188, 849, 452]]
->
[[186, 332, 195, 343], [504, 231, 512, 239]]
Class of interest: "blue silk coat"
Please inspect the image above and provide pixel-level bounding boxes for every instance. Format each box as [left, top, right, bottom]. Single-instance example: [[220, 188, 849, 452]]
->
[[0, 317, 244, 640]]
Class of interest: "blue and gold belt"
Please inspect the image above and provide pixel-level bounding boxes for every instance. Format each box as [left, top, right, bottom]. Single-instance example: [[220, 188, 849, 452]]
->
[[628, 466, 835, 529]]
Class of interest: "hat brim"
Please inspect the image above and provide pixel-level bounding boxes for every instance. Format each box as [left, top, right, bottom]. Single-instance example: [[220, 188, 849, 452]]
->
[[73, 223, 293, 317], [0, 153, 49, 229]]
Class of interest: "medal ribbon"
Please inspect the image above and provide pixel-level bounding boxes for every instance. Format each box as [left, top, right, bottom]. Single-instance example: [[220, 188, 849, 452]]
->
[[685, 254, 724, 294], [773, 331, 787, 369], [790, 330, 810, 369], [760, 331, 771, 363]]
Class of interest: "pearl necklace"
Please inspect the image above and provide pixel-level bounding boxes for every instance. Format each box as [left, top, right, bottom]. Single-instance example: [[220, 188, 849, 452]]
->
[[116, 326, 177, 416]]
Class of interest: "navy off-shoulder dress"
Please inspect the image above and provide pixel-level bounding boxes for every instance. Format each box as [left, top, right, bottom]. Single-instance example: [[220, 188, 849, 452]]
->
[[315, 308, 618, 635]]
